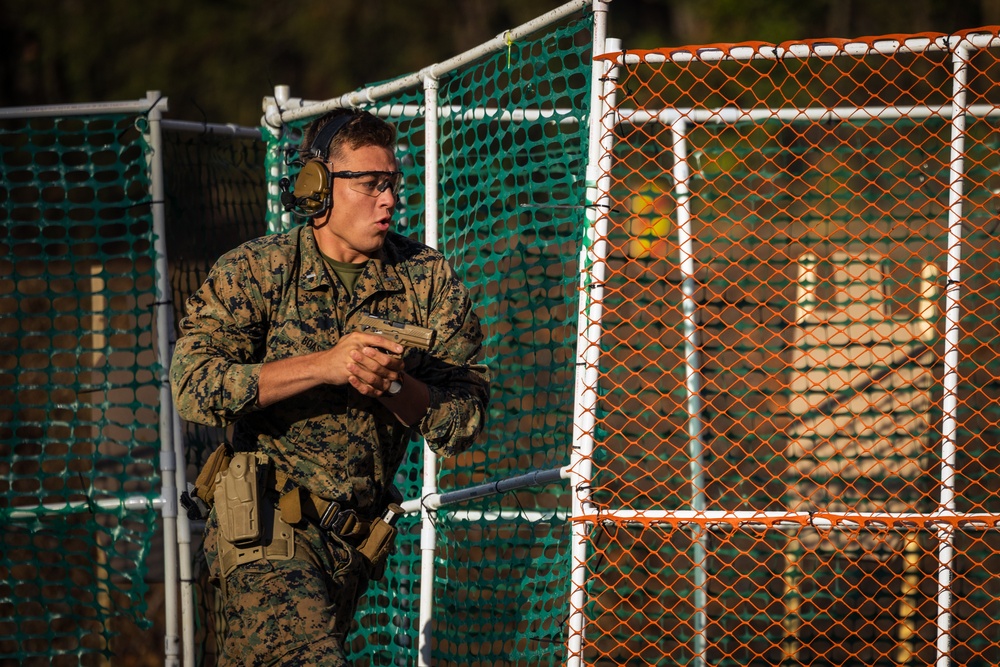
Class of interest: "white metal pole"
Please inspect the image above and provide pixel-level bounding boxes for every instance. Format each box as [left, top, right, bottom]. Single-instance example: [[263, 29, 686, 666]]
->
[[157, 115, 263, 666], [140, 112, 197, 658], [172, 409, 196, 666], [612, 102, 1000, 129], [417, 70, 441, 667], [145, 90, 181, 667], [400, 467, 569, 515], [148, 186, 197, 666], [159, 119, 262, 138], [567, 2, 613, 663], [671, 119, 708, 667], [0, 98, 172, 119], [264, 85, 292, 234], [935, 40, 971, 667]]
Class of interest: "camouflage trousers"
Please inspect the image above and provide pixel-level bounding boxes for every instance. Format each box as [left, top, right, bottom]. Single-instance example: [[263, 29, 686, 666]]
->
[[204, 508, 371, 666]]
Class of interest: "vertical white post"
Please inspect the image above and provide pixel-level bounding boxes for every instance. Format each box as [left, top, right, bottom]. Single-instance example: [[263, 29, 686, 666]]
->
[[672, 119, 707, 667], [172, 409, 196, 666], [146, 90, 181, 667], [567, 2, 613, 664], [266, 85, 291, 234], [935, 40, 970, 667], [150, 111, 196, 663], [417, 70, 441, 667]]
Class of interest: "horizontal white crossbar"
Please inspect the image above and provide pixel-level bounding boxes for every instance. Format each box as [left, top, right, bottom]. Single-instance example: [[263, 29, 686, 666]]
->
[[581, 509, 1000, 531]]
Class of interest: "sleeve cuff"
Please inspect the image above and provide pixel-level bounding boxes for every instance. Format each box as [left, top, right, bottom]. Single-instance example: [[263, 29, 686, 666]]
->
[[222, 362, 263, 418]]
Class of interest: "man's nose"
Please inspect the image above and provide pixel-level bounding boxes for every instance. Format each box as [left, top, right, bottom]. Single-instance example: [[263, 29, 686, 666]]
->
[[378, 187, 397, 207]]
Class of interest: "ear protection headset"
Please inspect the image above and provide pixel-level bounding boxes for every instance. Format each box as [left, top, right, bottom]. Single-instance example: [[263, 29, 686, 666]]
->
[[278, 113, 355, 219]]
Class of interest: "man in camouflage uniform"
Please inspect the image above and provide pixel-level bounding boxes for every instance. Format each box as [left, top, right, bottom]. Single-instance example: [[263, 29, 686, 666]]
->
[[170, 109, 490, 666]]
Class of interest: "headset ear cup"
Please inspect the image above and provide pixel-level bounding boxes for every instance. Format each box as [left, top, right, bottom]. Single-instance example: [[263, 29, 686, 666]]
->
[[292, 160, 332, 217]]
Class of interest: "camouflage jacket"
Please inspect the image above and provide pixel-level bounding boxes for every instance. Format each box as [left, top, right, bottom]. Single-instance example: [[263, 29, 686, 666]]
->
[[170, 224, 490, 514]]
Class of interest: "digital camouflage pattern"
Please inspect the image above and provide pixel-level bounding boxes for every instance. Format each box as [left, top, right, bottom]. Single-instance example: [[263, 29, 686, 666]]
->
[[203, 508, 368, 666], [171, 223, 490, 664], [170, 223, 490, 516]]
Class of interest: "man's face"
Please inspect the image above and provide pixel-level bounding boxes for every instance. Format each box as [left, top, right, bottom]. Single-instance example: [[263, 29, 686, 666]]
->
[[316, 143, 398, 263]]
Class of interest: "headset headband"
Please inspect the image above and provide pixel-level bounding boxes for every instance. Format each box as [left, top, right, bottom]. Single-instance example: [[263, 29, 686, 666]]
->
[[308, 112, 356, 161]]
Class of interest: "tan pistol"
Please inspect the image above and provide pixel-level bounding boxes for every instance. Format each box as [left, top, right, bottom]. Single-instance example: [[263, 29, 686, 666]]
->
[[358, 313, 435, 351]]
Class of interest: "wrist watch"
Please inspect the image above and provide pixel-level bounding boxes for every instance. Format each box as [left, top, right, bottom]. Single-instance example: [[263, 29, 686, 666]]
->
[[387, 374, 403, 396]]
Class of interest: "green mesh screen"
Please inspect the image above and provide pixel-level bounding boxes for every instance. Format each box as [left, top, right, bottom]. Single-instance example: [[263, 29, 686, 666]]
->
[[0, 112, 160, 665], [266, 12, 593, 666], [162, 125, 268, 474], [429, 18, 590, 666]]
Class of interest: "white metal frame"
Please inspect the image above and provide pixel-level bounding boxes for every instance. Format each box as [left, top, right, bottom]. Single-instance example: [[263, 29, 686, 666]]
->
[[566, 15, 615, 667]]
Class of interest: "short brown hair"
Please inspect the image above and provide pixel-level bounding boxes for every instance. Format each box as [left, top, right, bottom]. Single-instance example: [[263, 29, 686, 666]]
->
[[301, 109, 395, 162]]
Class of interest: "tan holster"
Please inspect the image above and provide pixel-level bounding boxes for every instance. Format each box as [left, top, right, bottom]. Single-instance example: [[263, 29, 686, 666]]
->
[[213, 452, 294, 579], [210, 453, 401, 581]]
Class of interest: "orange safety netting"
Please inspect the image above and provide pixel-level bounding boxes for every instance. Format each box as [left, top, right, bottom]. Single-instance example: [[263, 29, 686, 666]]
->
[[570, 28, 1000, 666]]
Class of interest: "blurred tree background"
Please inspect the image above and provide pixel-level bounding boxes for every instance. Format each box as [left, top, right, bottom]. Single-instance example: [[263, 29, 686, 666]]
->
[[2, 0, 999, 126]]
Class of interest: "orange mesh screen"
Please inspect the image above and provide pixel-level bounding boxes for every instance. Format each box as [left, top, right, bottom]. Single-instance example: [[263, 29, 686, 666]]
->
[[570, 29, 1000, 666]]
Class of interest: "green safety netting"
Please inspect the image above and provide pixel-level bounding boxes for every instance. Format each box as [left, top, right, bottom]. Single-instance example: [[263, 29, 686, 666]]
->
[[162, 126, 268, 473], [2, 8, 596, 665], [267, 12, 593, 666], [1, 113, 160, 665]]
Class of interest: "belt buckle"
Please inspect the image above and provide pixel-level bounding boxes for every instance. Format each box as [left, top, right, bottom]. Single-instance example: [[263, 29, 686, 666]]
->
[[319, 501, 341, 531], [319, 501, 358, 534]]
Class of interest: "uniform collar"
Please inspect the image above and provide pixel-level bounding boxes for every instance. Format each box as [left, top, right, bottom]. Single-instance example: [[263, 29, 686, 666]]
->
[[296, 224, 405, 297]]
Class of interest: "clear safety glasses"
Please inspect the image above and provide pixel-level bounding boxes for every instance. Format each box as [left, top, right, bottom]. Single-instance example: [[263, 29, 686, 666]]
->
[[328, 170, 402, 198]]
